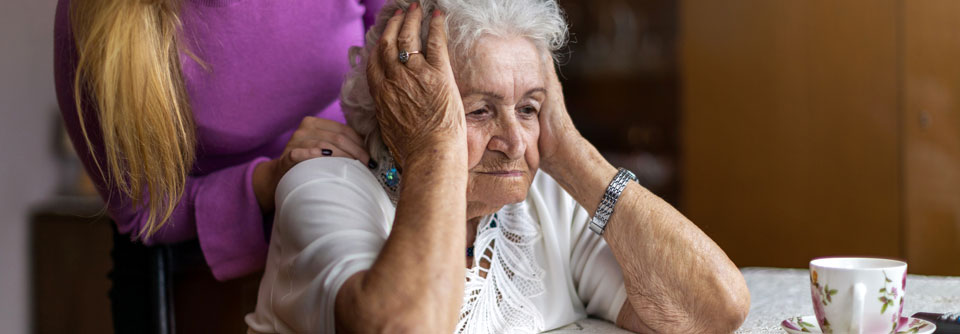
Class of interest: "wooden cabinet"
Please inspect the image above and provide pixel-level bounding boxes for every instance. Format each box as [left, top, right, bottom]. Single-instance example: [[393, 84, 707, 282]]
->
[[903, 0, 960, 276], [31, 197, 260, 334], [31, 198, 113, 334], [680, 0, 959, 274], [557, 0, 681, 204]]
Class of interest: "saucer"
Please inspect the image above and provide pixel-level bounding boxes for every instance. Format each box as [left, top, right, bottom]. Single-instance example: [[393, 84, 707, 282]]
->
[[780, 315, 935, 334]]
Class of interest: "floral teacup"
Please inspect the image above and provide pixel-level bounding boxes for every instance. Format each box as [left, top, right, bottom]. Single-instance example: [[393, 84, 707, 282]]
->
[[809, 257, 907, 334]]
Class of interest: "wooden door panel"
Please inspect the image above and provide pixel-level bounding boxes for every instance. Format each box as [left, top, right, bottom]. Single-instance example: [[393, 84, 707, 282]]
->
[[680, 0, 901, 268], [904, 0, 960, 276]]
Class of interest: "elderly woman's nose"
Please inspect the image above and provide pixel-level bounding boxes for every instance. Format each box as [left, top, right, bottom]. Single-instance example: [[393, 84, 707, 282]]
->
[[487, 117, 526, 160]]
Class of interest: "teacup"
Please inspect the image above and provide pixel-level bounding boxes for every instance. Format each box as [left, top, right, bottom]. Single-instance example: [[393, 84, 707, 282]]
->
[[809, 257, 907, 334]]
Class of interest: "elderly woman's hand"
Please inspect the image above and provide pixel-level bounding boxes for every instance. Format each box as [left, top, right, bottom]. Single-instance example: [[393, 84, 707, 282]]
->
[[537, 56, 587, 175], [366, 4, 465, 167]]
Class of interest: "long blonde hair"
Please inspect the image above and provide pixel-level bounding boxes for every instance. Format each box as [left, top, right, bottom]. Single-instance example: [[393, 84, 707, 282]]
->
[[70, 0, 195, 240]]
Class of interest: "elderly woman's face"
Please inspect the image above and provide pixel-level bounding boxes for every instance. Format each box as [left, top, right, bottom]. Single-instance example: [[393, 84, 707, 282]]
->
[[458, 36, 546, 217]]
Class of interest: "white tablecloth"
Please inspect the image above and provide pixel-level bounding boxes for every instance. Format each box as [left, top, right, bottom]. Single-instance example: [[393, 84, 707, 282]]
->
[[737, 267, 960, 333], [547, 267, 960, 333]]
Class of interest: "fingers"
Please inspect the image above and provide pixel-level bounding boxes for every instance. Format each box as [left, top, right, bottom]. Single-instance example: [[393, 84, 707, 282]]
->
[[336, 125, 365, 149], [292, 134, 371, 162], [425, 10, 451, 69], [281, 147, 355, 176], [377, 8, 405, 78], [397, 2, 425, 67], [301, 116, 366, 148], [289, 147, 354, 163], [326, 135, 371, 164], [276, 135, 373, 179], [288, 116, 373, 167], [380, 8, 404, 57]]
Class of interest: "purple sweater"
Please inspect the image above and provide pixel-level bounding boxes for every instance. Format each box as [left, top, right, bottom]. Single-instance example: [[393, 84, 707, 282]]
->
[[54, 0, 385, 281]]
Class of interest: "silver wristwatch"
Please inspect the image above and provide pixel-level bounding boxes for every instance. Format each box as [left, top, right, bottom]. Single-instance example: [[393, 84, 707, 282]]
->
[[588, 168, 637, 235]]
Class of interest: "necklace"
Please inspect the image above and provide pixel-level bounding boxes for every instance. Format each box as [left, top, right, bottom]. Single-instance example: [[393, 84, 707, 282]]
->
[[466, 215, 499, 258], [372, 156, 401, 205]]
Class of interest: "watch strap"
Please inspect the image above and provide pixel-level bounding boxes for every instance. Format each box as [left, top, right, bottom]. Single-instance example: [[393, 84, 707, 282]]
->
[[589, 168, 637, 235]]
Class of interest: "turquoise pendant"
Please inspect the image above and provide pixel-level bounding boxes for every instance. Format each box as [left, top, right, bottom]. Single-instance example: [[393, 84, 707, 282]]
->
[[384, 167, 399, 187]]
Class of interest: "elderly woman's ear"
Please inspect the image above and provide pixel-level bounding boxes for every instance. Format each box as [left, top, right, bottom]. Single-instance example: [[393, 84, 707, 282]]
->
[[365, 4, 465, 169]]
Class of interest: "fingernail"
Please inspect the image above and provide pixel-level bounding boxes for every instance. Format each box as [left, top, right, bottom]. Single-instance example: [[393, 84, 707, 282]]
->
[[367, 159, 378, 169], [433, 9, 441, 17], [409, 2, 418, 10], [321, 149, 333, 156], [394, 8, 402, 16]]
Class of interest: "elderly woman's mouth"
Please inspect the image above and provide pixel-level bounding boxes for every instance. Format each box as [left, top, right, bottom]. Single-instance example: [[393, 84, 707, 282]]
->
[[477, 170, 526, 177]]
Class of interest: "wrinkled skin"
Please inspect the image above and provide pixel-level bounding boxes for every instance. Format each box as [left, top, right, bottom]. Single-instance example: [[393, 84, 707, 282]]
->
[[458, 35, 545, 218], [536, 52, 582, 176], [357, 5, 751, 334], [365, 7, 466, 168]]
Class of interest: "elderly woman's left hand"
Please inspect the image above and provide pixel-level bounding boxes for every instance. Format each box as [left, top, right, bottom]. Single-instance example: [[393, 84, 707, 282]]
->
[[537, 56, 588, 175], [535, 56, 751, 334]]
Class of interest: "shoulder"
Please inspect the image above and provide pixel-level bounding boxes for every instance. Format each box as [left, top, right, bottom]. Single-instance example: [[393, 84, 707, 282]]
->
[[275, 157, 389, 213], [54, 0, 78, 109], [277, 157, 380, 197], [54, 0, 72, 35], [528, 171, 579, 213], [526, 171, 586, 233], [54, 0, 76, 63], [273, 157, 393, 246]]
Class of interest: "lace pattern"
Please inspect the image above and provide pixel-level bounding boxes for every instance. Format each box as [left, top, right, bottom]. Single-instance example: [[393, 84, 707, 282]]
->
[[372, 157, 400, 205], [457, 202, 546, 334]]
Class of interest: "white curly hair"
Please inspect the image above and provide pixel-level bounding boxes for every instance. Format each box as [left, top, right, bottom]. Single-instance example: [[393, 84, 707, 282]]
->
[[340, 0, 570, 165]]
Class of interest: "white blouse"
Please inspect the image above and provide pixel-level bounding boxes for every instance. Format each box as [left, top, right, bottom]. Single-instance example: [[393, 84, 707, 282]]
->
[[245, 158, 627, 333]]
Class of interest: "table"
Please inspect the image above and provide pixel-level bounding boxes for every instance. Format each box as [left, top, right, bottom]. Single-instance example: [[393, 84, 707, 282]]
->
[[547, 267, 960, 333], [738, 267, 960, 333]]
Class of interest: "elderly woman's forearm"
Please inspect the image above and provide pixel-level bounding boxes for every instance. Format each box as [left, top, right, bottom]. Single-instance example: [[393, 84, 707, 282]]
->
[[543, 139, 619, 212], [546, 140, 749, 332], [605, 184, 750, 333], [336, 144, 468, 332]]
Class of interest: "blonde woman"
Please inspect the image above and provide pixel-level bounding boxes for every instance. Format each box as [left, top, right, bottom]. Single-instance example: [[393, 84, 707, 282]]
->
[[54, 0, 386, 330]]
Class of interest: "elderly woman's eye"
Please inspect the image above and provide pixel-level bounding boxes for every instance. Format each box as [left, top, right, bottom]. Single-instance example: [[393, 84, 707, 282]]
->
[[468, 108, 490, 117], [519, 106, 539, 116]]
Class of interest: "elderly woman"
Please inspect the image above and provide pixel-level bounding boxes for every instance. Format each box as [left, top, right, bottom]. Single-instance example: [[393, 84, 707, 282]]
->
[[245, 0, 750, 333]]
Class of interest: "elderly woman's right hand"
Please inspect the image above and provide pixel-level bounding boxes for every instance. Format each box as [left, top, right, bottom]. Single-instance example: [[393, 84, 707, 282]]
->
[[366, 4, 465, 167]]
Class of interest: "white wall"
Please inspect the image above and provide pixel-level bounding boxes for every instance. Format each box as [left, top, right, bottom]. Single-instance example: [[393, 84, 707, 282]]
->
[[0, 0, 61, 332]]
